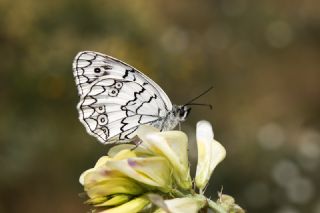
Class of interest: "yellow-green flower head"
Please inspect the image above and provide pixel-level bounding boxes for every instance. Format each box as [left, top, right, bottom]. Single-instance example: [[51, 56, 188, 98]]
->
[[79, 121, 241, 213]]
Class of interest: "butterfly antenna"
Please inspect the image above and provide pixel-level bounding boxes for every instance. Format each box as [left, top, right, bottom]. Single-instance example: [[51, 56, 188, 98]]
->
[[183, 86, 213, 106], [185, 103, 213, 110]]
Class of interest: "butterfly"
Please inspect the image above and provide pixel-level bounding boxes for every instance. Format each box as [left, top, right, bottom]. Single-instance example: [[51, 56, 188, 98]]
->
[[73, 51, 211, 144]]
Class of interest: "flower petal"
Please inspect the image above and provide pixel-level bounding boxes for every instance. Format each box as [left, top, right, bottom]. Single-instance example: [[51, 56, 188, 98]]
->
[[85, 177, 144, 198], [99, 195, 150, 213], [82, 165, 125, 186], [106, 156, 172, 192], [81, 149, 138, 186], [136, 125, 160, 142], [95, 194, 131, 207], [108, 143, 153, 157], [140, 131, 192, 190], [195, 120, 226, 191], [147, 193, 170, 212], [113, 149, 137, 160], [79, 156, 111, 185], [85, 196, 108, 205], [108, 144, 136, 157], [161, 197, 206, 213]]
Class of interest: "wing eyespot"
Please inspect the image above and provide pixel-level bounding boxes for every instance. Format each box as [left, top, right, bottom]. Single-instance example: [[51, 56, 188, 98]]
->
[[97, 114, 108, 125], [94, 67, 110, 76], [101, 127, 109, 134], [93, 127, 109, 141], [115, 82, 123, 89], [96, 106, 105, 114], [94, 68, 101, 73], [109, 88, 119, 97]]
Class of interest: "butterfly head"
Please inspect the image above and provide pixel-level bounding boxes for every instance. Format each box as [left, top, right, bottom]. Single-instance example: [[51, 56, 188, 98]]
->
[[174, 105, 191, 121]]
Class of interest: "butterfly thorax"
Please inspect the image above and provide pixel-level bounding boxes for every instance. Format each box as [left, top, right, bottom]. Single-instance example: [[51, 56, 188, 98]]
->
[[151, 105, 191, 131]]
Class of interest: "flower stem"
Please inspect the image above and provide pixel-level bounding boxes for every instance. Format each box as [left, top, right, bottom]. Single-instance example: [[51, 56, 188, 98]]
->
[[207, 199, 227, 213], [171, 188, 186, 197]]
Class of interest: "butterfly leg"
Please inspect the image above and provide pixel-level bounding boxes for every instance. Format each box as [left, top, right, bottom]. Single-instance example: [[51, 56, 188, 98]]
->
[[160, 124, 164, 131], [160, 114, 169, 131], [130, 135, 143, 150]]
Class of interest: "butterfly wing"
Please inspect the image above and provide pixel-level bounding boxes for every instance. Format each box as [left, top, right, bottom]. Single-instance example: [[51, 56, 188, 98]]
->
[[73, 51, 172, 144]]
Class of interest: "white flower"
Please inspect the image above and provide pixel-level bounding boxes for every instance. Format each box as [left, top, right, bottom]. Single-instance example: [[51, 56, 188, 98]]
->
[[195, 121, 226, 192]]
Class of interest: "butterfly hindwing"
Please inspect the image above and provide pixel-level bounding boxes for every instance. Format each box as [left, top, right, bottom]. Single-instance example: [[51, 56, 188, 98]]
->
[[77, 77, 165, 143]]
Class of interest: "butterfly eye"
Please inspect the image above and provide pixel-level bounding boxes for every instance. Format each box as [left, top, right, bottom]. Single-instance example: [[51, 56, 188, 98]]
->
[[97, 114, 108, 125], [96, 106, 105, 114], [94, 68, 101, 73], [179, 109, 185, 117], [115, 82, 123, 89], [108, 88, 118, 97]]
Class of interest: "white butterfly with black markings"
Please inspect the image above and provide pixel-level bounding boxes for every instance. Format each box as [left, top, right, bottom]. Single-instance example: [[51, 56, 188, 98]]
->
[[73, 51, 211, 144]]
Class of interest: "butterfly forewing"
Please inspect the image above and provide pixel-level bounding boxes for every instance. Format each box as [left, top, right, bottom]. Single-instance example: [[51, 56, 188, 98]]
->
[[73, 51, 173, 144]]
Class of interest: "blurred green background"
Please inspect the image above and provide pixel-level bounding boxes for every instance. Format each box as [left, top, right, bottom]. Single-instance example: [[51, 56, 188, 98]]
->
[[1, 0, 320, 212]]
